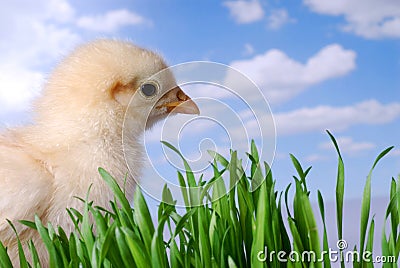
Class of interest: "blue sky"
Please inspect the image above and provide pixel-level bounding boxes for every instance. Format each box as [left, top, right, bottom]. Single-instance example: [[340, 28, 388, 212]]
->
[[0, 0, 399, 208]]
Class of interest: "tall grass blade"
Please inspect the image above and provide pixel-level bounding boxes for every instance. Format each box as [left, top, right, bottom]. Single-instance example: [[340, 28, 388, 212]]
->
[[327, 130, 346, 268], [360, 146, 394, 264]]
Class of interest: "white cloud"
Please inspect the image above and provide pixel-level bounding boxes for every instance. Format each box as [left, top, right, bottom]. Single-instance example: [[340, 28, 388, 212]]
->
[[76, 9, 148, 33], [46, 0, 75, 22], [0, 0, 81, 116], [305, 153, 327, 162], [267, 9, 296, 30], [185, 99, 400, 157], [228, 44, 356, 105], [274, 151, 287, 160], [184, 84, 233, 100], [274, 100, 400, 135], [0, 67, 44, 113], [389, 149, 400, 157], [223, 0, 264, 24], [243, 43, 255, 56], [0, 2, 149, 116], [0, 1, 80, 64], [0, 0, 74, 24], [304, 0, 400, 39], [319, 137, 376, 154]]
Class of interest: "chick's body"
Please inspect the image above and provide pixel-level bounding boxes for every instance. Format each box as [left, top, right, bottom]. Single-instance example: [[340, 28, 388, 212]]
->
[[0, 40, 198, 265]]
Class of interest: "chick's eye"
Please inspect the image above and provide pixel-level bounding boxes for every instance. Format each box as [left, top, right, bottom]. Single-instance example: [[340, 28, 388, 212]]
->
[[141, 83, 157, 97]]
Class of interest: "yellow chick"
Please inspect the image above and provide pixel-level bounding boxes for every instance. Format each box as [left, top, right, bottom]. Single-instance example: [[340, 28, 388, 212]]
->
[[0, 39, 199, 264]]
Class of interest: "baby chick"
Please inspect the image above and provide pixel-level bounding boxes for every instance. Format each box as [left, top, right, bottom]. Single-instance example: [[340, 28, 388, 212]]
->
[[0, 39, 199, 264]]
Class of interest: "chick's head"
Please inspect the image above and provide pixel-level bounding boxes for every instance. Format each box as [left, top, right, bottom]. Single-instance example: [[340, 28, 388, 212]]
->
[[38, 39, 199, 131]]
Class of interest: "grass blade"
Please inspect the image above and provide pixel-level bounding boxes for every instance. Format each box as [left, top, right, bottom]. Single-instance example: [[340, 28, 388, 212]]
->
[[360, 146, 394, 263], [327, 130, 346, 268]]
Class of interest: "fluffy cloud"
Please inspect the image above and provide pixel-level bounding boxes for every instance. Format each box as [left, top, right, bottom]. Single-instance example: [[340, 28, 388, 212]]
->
[[223, 0, 264, 24], [304, 0, 400, 39], [220, 99, 399, 143], [305, 153, 327, 162], [0, 67, 43, 113], [0, 0, 75, 24], [243, 43, 255, 56], [77, 9, 148, 33], [0, 1, 148, 116], [319, 137, 376, 154], [390, 149, 400, 157], [267, 9, 296, 30], [0, 0, 80, 115], [274, 100, 400, 135], [0, 0, 79, 64], [227, 44, 356, 105]]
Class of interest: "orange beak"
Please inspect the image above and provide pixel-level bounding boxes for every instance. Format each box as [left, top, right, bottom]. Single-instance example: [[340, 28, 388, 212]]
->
[[157, 87, 200, 115]]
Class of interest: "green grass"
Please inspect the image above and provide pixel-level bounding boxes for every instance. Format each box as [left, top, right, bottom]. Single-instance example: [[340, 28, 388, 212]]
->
[[0, 131, 399, 267]]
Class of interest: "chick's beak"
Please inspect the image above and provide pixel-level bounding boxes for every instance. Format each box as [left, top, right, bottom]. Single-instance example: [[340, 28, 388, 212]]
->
[[158, 87, 200, 115]]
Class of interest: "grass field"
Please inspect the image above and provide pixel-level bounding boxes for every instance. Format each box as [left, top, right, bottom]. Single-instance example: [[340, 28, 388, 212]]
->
[[0, 131, 398, 267]]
